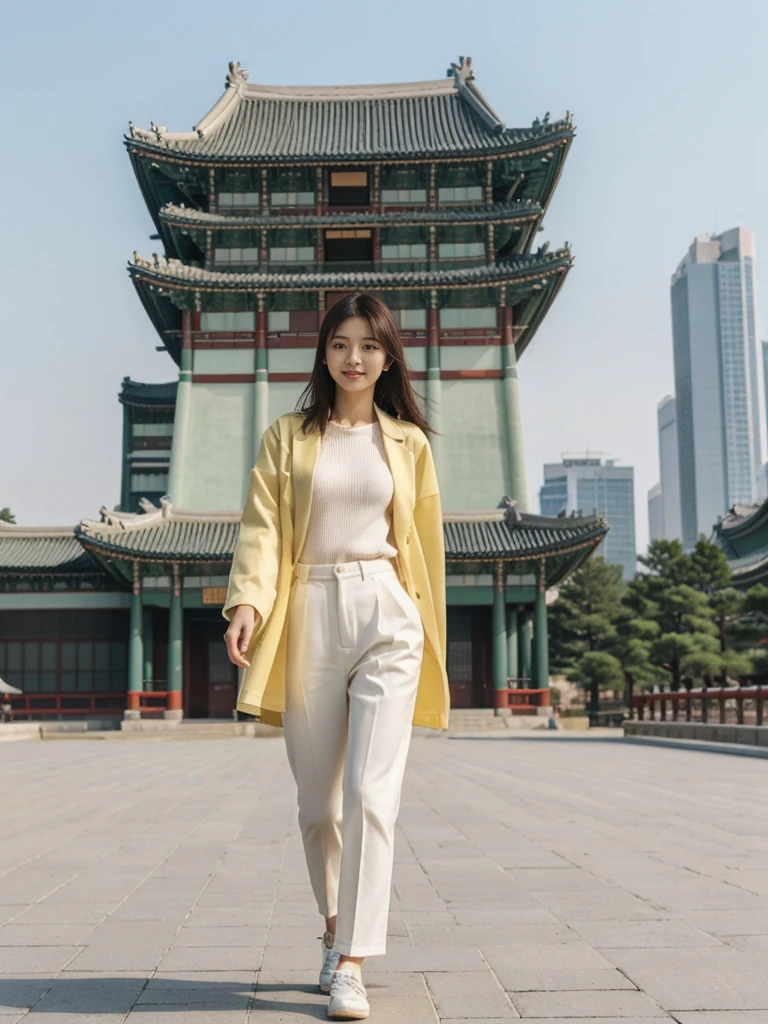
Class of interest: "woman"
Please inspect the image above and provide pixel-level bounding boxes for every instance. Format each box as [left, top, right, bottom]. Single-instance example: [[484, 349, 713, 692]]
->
[[223, 292, 449, 1020]]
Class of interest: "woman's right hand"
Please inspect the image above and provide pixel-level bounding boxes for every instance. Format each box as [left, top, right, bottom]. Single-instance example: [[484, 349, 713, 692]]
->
[[224, 605, 262, 668]]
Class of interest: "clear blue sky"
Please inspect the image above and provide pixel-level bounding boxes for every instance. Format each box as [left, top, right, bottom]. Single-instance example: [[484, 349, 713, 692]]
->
[[2, 0, 767, 555]]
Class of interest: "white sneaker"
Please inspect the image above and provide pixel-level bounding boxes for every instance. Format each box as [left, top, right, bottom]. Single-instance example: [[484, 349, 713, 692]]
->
[[327, 968, 369, 1020], [319, 930, 341, 994]]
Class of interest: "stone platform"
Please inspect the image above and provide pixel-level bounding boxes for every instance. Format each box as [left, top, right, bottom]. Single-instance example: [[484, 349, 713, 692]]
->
[[1, 732, 767, 1022]]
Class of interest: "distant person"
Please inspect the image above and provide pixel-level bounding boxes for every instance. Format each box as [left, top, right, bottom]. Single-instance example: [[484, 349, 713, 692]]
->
[[223, 293, 448, 1021], [548, 704, 561, 730]]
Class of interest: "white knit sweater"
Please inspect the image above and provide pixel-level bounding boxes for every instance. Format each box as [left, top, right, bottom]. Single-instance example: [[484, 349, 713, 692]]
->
[[298, 419, 398, 565]]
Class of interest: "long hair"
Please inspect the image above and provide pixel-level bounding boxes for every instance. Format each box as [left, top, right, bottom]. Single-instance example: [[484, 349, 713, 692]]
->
[[296, 293, 435, 436]]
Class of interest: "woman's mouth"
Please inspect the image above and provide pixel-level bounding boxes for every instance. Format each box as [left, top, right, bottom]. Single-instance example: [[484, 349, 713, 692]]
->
[[343, 371, 363, 378]]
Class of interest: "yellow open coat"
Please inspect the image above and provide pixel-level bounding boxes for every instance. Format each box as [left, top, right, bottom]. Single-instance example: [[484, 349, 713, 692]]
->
[[223, 403, 449, 730]]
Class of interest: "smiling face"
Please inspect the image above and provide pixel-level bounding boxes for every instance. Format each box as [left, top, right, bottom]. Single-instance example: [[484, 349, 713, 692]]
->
[[325, 315, 391, 394]]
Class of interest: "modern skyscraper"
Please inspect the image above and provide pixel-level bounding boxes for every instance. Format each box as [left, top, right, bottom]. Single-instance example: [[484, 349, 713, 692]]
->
[[654, 394, 682, 541], [670, 228, 767, 548], [648, 482, 663, 543], [540, 456, 636, 579]]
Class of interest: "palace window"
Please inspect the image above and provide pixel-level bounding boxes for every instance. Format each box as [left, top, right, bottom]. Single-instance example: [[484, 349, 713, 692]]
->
[[0, 610, 129, 697], [381, 243, 428, 261], [380, 188, 427, 204], [380, 166, 428, 205], [131, 473, 168, 493], [439, 307, 497, 329], [60, 641, 128, 693], [132, 423, 173, 438], [392, 309, 427, 330], [269, 246, 315, 263], [267, 311, 291, 331], [438, 241, 485, 259], [271, 191, 315, 207], [218, 192, 261, 208], [438, 186, 483, 203], [200, 312, 256, 332], [214, 248, 261, 266]]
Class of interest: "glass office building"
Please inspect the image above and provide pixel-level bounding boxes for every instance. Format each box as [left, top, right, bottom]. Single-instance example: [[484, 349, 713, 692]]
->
[[670, 228, 767, 549], [540, 457, 636, 580]]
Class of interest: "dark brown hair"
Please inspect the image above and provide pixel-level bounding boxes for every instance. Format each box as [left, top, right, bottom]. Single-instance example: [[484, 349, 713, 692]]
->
[[296, 292, 435, 436]]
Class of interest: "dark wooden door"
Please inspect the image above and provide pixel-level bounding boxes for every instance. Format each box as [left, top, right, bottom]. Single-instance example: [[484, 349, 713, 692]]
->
[[447, 607, 473, 708], [207, 640, 237, 717], [186, 616, 237, 718]]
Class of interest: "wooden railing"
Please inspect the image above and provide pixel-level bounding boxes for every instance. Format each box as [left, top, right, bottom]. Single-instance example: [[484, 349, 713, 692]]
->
[[632, 686, 766, 726], [7, 694, 125, 719], [125, 691, 172, 715], [494, 681, 551, 714]]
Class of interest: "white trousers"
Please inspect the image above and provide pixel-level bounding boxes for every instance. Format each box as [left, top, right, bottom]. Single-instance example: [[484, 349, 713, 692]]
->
[[282, 557, 425, 957]]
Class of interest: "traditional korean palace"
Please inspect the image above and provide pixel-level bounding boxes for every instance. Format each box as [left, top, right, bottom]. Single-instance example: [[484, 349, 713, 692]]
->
[[713, 499, 768, 589], [0, 58, 607, 722]]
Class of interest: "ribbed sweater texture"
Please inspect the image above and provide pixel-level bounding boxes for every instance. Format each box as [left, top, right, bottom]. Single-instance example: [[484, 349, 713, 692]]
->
[[298, 420, 398, 565]]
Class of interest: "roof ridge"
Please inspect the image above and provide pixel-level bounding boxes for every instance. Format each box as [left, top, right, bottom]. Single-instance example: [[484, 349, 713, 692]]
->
[[0, 524, 76, 537]]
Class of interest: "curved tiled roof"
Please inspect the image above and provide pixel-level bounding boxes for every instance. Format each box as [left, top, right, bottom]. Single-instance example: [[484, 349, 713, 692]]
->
[[159, 199, 542, 231], [716, 499, 768, 538], [0, 525, 99, 575], [74, 498, 605, 591], [119, 377, 178, 409], [77, 502, 241, 564], [443, 509, 607, 560], [726, 548, 768, 580], [129, 248, 571, 293], [126, 58, 574, 163]]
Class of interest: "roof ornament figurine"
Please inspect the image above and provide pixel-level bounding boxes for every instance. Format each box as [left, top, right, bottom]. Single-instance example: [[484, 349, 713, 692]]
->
[[226, 61, 250, 90], [446, 55, 475, 81], [498, 495, 523, 523]]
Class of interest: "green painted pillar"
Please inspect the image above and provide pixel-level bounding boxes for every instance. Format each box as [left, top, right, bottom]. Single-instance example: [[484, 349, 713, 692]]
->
[[126, 563, 143, 719], [166, 563, 183, 719], [500, 305, 528, 510], [425, 296, 443, 481], [492, 561, 508, 713], [253, 301, 270, 470], [534, 559, 550, 691], [506, 606, 519, 684], [518, 610, 532, 683], [142, 607, 154, 688], [167, 311, 193, 507]]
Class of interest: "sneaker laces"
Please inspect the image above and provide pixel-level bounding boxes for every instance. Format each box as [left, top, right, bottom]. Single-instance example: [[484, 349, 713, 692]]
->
[[332, 969, 367, 999]]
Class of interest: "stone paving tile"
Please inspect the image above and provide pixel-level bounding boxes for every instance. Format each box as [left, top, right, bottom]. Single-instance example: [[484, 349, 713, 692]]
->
[[673, 1013, 768, 1023], [172, 926, 267, 947], [511, 989, 669, 1017], [29, 973, 149, 1014], [157, 946, 263, 972], [0, 924, 93, 946], [1, 734, 767, 1021], [11, 904, 114, 926], [0, 975, 54, 1012], [0, 948, 82, 973], [664, 909, 768, 935], [718, 933, 768, 952], [409, 923, 575, 946], [20, 1016, 124, 1023], [482, 943, 616, 977], [425, 969, 519, 1018], [493, 968, 637, 992], [600, 948, 768, 1011], [568, 920, 724, 948]]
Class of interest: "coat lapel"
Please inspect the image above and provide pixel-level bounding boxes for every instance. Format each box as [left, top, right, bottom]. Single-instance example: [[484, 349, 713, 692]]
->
[[289, 403, 415, 563], [375, 404, 415, 555]]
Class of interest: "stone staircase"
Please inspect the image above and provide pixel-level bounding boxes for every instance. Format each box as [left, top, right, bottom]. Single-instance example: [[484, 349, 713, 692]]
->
[[448, 709, 511, 733]]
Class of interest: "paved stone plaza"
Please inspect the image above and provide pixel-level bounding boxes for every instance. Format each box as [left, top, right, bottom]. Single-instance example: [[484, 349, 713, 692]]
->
[[1, 733, 766, 1023]]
